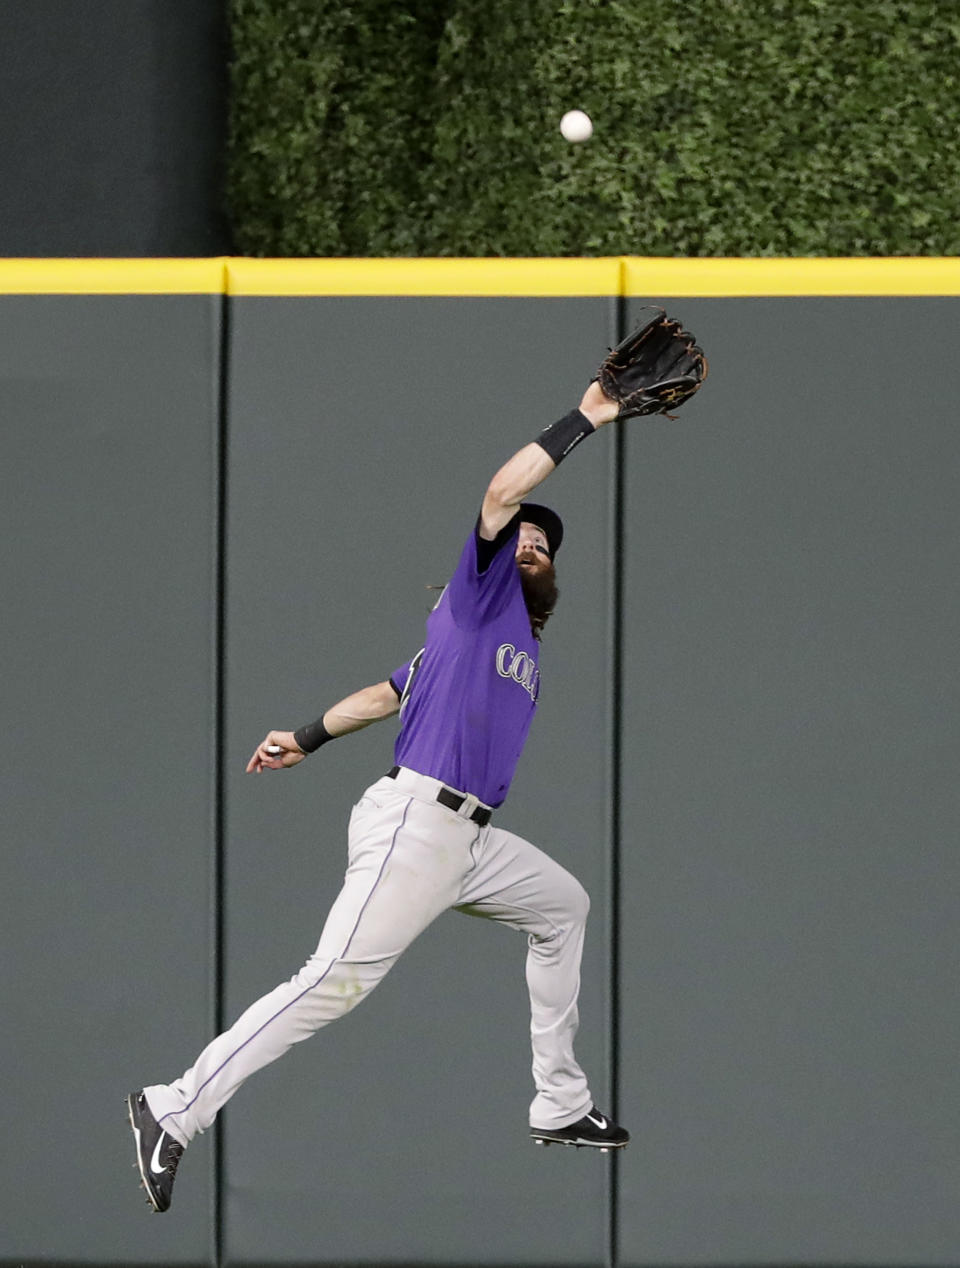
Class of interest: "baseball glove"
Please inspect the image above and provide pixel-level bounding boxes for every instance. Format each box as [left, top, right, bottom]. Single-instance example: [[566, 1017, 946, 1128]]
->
[[596, 309, 707, 419]]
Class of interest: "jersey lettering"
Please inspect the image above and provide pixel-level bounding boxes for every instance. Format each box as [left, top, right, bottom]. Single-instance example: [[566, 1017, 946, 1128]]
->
[[495, 642, 540, 703]]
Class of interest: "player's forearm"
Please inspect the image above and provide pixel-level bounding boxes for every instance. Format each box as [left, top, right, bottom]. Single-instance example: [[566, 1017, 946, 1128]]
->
[[484, 442, 557, 513], [324, 681, 400, 735], [487, 400, 612, 508], [295, 680, 399, 752], [481, 386, 618, 535]]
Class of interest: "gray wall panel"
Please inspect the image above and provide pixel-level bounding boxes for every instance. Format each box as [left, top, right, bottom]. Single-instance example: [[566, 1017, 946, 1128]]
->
[[0, 297, 219, 1264], [7, 281, 955, 1267], [220, 297, 616, 1265], [617, 297, 960, 1264]]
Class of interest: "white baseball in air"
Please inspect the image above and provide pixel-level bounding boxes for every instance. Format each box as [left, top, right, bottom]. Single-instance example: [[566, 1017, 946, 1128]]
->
[[560, 109, 593, 143]]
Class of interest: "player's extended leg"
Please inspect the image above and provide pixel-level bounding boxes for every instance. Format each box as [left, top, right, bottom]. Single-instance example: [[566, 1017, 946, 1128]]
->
[[454, 825, 593, 1129], [141, 783, 472, 1148]]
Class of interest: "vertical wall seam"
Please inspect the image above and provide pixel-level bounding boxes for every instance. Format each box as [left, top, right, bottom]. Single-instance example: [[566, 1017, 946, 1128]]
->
[[211, 283, 231, 1268], [605, 290, 628, 1268]]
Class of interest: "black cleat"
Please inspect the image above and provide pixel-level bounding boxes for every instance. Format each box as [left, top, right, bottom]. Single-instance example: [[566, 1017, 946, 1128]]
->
[[127, 1091, 184, 1212], [531, 1106, 629, 1151]]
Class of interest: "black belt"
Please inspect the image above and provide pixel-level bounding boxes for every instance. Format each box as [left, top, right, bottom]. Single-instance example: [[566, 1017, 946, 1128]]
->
[[387, 766, 492, 826]]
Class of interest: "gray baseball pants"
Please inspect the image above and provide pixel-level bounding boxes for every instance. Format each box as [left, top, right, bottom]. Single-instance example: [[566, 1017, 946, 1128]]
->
[[145, 768, 593, 1145]]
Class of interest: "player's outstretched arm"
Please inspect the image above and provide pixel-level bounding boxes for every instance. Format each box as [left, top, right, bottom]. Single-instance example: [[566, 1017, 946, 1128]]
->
[[247, 680, 400, 773], [480, 380, 618, 540]]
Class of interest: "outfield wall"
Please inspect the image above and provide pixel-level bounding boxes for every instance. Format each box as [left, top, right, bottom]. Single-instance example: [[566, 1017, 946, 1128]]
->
[[1, 258, 957, 1267]]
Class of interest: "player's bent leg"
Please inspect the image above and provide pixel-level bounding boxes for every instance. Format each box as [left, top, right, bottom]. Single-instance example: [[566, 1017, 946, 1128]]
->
[[142, 788, 471, 1148], [454, 826, 594, 1130]]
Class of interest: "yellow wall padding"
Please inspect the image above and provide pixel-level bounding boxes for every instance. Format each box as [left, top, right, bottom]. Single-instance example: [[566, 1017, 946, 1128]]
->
[[1, 256, 959, 296]]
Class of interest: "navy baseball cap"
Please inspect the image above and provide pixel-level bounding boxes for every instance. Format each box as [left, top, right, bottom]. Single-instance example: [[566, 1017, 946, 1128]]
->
[[519, 502, 564, 559]]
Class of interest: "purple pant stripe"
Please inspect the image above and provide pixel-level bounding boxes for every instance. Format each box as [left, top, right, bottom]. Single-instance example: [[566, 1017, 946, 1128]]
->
[[157, 797, 411, 1128]]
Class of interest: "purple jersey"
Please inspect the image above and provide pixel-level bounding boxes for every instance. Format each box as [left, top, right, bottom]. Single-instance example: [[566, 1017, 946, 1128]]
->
[[389, 515, 539, 807]]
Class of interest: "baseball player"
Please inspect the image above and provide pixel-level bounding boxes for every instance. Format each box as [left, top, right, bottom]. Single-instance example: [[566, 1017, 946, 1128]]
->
[[128, 376, 630, 1213]]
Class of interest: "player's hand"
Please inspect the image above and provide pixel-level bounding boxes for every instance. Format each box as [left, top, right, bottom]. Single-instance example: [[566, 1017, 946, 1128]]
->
[[578, 379, 619, 427], [246, 731, 306, 773]]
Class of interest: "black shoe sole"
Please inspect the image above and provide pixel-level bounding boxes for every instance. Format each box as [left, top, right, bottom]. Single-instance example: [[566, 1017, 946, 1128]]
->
[[531, 1130, 628, 1152]]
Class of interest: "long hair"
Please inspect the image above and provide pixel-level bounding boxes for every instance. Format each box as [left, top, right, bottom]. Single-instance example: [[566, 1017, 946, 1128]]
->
[[426, 563, 559, 639]]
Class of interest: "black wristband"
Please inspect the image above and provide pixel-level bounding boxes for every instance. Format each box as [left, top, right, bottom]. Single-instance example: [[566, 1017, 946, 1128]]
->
[[533, 408, 595, 465], [293, 717, 335, 754]]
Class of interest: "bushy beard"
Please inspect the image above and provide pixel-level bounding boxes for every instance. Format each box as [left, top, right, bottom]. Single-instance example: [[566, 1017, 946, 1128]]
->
[[519, 563, 559, 638]]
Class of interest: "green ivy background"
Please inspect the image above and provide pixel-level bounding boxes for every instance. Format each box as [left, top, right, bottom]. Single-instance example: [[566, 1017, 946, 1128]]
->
[[227, 0, 960, 256]]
